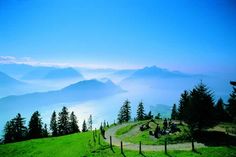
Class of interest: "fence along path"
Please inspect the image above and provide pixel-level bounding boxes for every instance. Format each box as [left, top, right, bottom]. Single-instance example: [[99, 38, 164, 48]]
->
[[105, 123, 206, 151]]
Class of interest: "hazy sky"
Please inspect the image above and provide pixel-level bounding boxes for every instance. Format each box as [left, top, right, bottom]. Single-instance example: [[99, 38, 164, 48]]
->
[[0, 0, 236, 73]]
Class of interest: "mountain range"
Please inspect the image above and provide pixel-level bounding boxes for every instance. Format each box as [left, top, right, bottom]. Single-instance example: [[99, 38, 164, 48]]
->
[[21, 67, 83, 80], [121, 66, 204, 84], [0, 79, 124, 109]]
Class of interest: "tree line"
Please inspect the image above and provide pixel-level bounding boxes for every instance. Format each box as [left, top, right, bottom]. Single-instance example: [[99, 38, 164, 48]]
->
[[117, 99, 158, 124], [117, 81, 236, 133], [170, 82, 236, 131], [3, 106, 93, 143]]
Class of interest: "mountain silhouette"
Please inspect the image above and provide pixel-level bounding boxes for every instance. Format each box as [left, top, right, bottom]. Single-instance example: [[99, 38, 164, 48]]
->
[[0, 79, 124, 108]]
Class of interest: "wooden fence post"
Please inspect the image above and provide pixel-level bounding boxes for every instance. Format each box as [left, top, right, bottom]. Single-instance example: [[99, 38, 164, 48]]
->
[[139, 141, 142, 154], [110, 136, 113, 150], [121, 141, 124, 154], [164, 139, 167, 154]]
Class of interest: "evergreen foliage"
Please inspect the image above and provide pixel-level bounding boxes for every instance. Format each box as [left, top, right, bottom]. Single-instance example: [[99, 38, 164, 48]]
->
[[82, 120, 87, 132], [4, 121, 14, 143], [227, 87, 236, 121], [185, 82, 215, 130], [145, 111, 153, 120], [136, 101, 145, 121], [178, 90, 189, 122], [58, 106, 70, 135], [3, 107, 82, 143], [118, 99, 131, 123], [3, 114, 27, 143], [88, 115, 92, 131], [14, 113, 28, 141], [50, 111, 58, 136], [215, 98, 229, 122], [28, 111, 43, 139], [171, 104, 178, 120], [69, 111, 79, 133], [42, 124, 48, 137], [155, 113, 161, 119]]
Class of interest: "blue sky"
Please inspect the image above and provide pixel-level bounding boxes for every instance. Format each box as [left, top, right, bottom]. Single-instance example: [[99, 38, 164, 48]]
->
[[0, 0, 236, 73]]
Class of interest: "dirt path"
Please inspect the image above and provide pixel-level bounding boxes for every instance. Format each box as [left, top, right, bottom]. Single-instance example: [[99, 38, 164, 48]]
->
[[105, 123, 206, 151]]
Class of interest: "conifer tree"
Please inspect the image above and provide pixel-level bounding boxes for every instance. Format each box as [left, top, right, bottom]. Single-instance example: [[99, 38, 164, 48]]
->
[[171, 104, 178, 120], [28, 111, 43, 139], [215, 98, 228, 122], [227, 87, 236, 121], [82, 120, 87, 132], [123, 100, 131, 122], [88, 115, 92, 131], [50, 111, 58, 136], [118, 100, 131, 123], [186, 82, 215, 130], [3, 114, 27, 143], [14, 113, 27, 141], [69, 111, 79, 133], [103, 120, 106, 129], [58, 106, 70, 135], [137, 101, 145, 121], [3, 120, 15, 143], [145, 111, 153, 120], [118, 99, 131, 123], [42, 124, 48, 137], [178, 90, 189, 122]]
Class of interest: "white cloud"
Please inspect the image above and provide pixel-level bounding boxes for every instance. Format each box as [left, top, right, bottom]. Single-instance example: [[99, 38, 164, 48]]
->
[[0, 55, 141, 70]]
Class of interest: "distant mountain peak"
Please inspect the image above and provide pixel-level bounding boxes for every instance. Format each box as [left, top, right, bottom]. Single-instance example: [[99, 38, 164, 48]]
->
[[0, 71, 24, 86], [122, 66, 191, 82], [44, 67, 83, 79]]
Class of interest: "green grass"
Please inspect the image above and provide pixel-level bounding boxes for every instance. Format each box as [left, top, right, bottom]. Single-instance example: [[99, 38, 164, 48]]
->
[[0, 131, 236, 157], [115, 121, 143, 136], [118, 120, 191, 145]]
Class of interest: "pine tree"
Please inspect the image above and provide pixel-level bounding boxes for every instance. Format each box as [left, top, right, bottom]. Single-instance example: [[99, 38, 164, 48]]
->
[[215, 98, 228, 122], [155, 113, 161, 119], [82, 120, 87, 132], [178, 90, 189, 122], [117, 99, 131, 123], [171, 104, 178, 120], [3, 114, 27, 143], [227, 87, 236, 121], [137, 101, 145, 121], [28, 111, 43, 139], [88, 115, 92, 131], [123, 100, 131, 122], [14, 113, 27, 141], [42, 124, 48, 137], [186, 82, 215, 130], [69, 111, 79, 133], [3, 120, 15, 143], [58, 106, 70, 135], [50, 111, 58, 136], [117, 106, 124, 123], [145, 111, 153, 120]]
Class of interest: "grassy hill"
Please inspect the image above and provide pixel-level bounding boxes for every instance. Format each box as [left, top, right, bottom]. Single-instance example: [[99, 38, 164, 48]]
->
[[0, 129, 236, 157]]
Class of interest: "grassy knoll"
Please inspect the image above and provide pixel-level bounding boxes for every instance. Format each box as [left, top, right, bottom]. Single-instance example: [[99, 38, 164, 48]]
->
[[0, 130, 236, 157], [117, 120, 191, 145], [115, 121, 144, 136], [208, 122, 236, 135]]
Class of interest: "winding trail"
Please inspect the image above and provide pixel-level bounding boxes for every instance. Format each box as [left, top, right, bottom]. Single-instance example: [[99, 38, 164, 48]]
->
[[105, 123, 206, 151]]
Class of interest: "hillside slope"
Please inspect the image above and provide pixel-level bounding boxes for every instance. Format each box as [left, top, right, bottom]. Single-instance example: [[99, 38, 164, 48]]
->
[[0, 131, 236, 157]]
